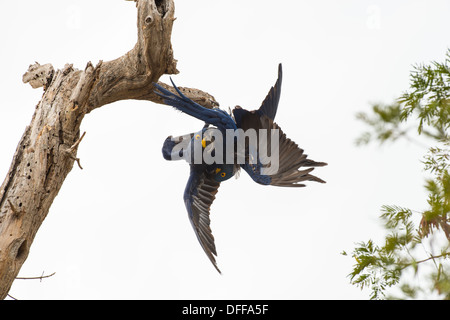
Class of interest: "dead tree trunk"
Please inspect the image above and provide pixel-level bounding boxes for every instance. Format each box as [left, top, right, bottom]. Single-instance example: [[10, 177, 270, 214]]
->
[[0, 0, 217, 299]]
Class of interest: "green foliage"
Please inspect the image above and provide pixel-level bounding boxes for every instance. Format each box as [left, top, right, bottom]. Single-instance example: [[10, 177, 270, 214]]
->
[[400, 52, 450, 139], [356, 50, 450, 146], [421, 143, 450, 240], [348, 49, 450, 299], [355, 103, 405, 145]]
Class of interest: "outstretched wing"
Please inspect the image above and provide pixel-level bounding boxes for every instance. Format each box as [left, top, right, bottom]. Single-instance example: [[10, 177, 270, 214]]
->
[[233, 63, 282, 127], [241, 115, 327, 187], [183, 167, 222, 273], [154, 80, 237, 130], [257, 63, 283, 120]]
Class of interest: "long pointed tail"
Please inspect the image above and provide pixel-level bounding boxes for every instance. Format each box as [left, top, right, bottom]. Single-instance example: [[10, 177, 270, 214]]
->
[[154, 80, 237, 129]]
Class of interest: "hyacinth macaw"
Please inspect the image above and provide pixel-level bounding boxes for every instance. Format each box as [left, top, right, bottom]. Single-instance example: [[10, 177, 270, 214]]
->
[[154, 64, 327, 273]]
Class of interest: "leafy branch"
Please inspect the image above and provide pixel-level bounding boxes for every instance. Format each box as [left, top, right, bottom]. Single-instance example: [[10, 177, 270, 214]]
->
[[347, 49, 450, 299], [356, 50, 450, 146]]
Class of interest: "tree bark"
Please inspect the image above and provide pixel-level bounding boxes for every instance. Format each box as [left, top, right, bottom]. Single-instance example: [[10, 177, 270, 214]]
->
[[0, 0, 218, 299]]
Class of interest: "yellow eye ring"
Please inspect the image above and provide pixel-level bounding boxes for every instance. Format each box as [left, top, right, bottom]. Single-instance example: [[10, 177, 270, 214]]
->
[[221, 172, 226, 178], [195, 134, 201, 140]]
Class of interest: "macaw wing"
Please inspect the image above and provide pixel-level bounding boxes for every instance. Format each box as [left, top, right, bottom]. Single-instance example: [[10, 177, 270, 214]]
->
[[154, 80, 236, 130], [183, 167, 222, 273], [241, 115, 327, 187], [257, 63, 283, 120], [232, 63, 283, 128]]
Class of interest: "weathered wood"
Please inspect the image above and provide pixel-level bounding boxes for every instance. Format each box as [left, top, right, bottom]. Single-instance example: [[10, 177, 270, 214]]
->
[[22, 63, 55, 90], [0, 0, 218, 299], [0, 64, 85, 299]]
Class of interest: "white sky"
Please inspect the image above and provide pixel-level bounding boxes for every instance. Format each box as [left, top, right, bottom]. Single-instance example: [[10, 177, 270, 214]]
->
[[1, 0, 449, 299]]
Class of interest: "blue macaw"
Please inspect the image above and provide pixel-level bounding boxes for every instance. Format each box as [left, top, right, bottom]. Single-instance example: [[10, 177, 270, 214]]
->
[[155, 64, 327, 273]]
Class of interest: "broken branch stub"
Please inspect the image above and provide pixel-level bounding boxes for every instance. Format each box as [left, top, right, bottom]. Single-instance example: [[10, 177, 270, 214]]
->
[[22, 63, 54, 90]]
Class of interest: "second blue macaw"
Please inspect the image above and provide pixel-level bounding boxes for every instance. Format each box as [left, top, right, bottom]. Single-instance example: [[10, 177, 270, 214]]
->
[[155, 64, 327, 273]]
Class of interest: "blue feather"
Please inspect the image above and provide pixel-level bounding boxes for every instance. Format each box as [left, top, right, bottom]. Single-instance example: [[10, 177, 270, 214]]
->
[[154, 80, 237, 130], [241, 162, 272, 185]]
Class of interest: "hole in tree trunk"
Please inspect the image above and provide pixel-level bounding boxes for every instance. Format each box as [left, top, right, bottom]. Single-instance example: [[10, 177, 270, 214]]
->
[[155, 0, 167, 17], [16, 240, 28, 261]]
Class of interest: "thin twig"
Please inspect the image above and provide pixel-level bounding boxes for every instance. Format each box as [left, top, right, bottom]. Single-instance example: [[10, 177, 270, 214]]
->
[[16, 271, 56, 282], [69, 131, 86, 153], [415, 252, 450, 265], [64, 132, 86, 169]]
